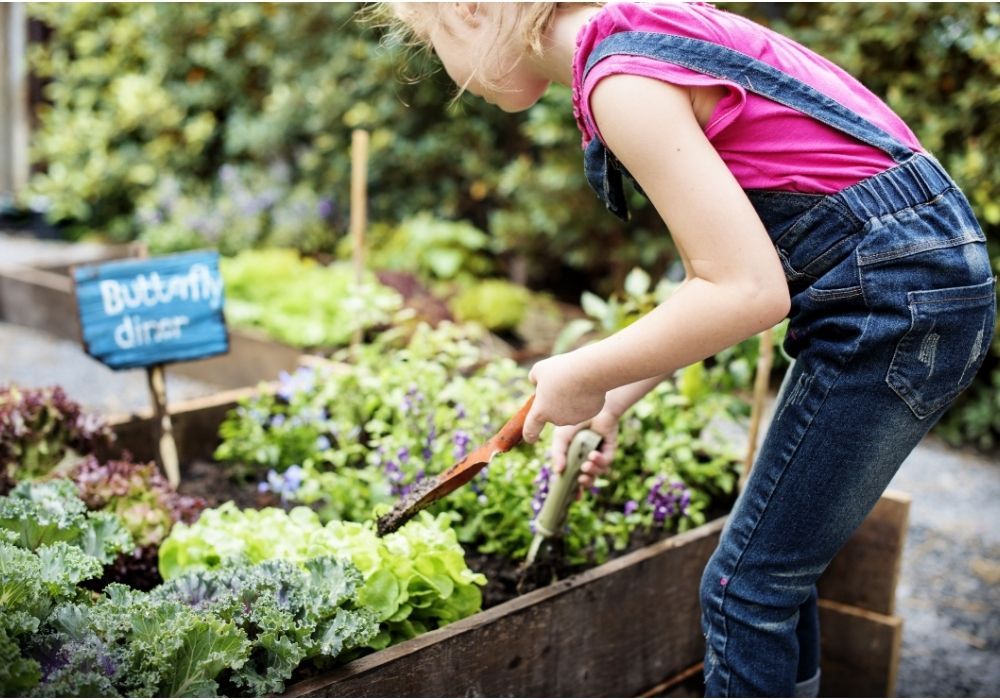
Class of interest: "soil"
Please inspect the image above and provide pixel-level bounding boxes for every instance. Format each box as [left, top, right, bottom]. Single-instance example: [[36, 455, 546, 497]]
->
[[176, 459, 268, 510]]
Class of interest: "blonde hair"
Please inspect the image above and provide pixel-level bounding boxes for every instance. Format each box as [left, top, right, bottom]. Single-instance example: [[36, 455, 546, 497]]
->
[[372, 3, 564, 97]]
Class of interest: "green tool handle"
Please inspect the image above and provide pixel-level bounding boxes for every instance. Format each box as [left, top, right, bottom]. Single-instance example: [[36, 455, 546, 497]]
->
[[534, 428, 603, 538]]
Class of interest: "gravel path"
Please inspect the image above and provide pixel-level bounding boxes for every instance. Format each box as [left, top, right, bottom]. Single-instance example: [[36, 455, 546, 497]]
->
[[889, 438, 1000, 697], [0, 321, 224, 415]]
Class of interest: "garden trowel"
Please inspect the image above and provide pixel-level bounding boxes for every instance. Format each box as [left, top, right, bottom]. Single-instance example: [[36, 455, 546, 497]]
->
[[523, 428, 603, 568], [376, 394, 535, 536]]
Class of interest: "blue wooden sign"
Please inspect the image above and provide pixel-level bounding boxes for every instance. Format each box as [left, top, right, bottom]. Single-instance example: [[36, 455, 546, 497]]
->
[[73, 250, 229, 370]]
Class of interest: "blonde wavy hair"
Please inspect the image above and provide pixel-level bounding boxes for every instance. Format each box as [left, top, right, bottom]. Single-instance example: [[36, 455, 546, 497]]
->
[[371, 3, 568, 97]]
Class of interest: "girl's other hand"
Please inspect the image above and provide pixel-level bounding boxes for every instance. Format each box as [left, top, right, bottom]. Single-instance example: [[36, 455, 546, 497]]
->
[[551, 410, 620, 491], [522, 352, 607, 443]]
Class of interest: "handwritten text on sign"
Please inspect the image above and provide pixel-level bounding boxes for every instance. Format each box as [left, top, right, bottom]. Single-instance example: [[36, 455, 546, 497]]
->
[[73, 251, 229, 370]]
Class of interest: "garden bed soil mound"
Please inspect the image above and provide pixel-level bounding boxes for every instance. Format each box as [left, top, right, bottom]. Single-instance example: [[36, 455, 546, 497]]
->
[[177, 459, 265, 510]]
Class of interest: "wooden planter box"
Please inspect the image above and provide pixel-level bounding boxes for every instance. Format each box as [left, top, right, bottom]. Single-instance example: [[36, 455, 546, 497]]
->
[[107, 391, 909, 698]]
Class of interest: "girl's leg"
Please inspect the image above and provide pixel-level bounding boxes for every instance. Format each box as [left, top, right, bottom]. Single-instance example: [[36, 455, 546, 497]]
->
[[794, 586, 820, 696], [700, 230, 994, 696]]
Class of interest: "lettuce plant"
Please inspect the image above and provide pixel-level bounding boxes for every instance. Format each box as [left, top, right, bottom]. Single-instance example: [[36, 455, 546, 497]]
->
[[0, 385, 114, 492], [71, 456, 206, 548], [1, 485, 377, 697], [220, 248, 406, 348], [158, 504, 486, 648]]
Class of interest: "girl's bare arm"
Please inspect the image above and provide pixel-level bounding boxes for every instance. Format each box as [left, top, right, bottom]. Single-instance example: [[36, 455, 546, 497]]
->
[[524, 75, 789, 441]]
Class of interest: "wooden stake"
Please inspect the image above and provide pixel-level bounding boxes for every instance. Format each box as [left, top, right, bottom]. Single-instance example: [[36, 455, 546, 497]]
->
[[350, 129, 369, 347], [740, 326, 774, 491], [145, 364, 181, 488]]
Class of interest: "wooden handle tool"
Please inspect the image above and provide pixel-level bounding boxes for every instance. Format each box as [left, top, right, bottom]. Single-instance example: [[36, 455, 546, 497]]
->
[[376, 394, 535, 536]]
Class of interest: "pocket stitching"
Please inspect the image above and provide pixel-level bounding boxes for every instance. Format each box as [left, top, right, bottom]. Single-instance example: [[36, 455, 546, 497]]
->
[[886, 286, 994, 419]]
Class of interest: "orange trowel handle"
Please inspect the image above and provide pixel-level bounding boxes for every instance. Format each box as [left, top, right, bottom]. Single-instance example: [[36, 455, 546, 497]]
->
[[422, 394, 536, 501]]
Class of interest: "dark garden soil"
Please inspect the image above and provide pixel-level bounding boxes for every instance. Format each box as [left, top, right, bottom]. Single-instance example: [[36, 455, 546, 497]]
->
[[177, 458, 267, 510]]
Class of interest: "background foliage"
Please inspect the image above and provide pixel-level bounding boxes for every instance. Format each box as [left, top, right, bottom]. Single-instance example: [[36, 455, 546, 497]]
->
[[22, 2, 999, 448]]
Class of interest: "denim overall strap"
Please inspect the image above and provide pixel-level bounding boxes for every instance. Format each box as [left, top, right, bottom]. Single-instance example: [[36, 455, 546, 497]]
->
[[581, 31, 915, 219]]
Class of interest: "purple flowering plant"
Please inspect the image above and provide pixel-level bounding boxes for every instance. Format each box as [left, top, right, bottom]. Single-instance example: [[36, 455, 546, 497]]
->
[[215, 323, 747, 566]]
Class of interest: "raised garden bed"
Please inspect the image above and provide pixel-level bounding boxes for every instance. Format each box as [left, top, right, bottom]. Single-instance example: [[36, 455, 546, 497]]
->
[[107, 390, 909, 698]]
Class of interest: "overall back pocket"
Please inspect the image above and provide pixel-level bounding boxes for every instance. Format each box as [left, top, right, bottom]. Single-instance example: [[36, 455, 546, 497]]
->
[[886, 277, 996, 419]]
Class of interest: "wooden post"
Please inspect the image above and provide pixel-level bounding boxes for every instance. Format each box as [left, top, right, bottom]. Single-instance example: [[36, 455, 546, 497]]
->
[[1, 3, 31, 197], [145, 364, 181, 488], [134, 242, 179, 488], [740, 326, 774, 490], [350, 129, 369, 347]]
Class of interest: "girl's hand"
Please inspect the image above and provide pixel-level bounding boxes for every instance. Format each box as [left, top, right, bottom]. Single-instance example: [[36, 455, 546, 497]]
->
[[551, 409, 620, 491], [521, 352, 607, 444]]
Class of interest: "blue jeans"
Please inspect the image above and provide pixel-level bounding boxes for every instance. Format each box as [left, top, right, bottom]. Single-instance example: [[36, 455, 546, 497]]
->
[[699, 155, 996, 696]]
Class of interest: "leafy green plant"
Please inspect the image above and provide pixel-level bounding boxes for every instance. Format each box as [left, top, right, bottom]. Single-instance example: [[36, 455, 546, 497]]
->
[[151, 557, 377, 695], [0, 540, 104, 695], [214, 322, 747, 566], [220, 248, 406, 348], [157, 504, 486, 649], [0, 385, 114, 492], [365, 213, 496, 282], [449, 278, 533, 332], [0, 477, 378, 697], [0, 479, 133, 564], [137, 164, 343, 256]]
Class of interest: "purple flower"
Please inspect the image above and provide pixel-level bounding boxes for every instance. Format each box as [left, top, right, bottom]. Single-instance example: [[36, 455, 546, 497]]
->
[[530, 463, 553, 516], [277, 367, 315, 402], [397, 446, 410, 463], [258, 465, 304, 503], [284, 464, 304, 491], [646, 475, 691, 526], [270, 414, 286, 428], [624, 499, 639, 516], [453, 430, 472, 459], [455, 403, 467, 420], [317, 198, 335, 218]]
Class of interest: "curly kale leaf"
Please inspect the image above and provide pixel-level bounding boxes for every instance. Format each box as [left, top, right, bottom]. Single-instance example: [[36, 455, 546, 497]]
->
[[0, 541, 104, 696], [153, 556, 378, 695], [0, 480, 133, 564]]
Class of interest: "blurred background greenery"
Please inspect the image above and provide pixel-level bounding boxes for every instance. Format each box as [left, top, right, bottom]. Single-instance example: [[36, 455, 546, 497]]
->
[[12, 2, 1000, 449]]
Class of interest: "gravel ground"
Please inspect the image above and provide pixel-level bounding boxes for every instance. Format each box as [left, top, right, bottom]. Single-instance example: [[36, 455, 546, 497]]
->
[[0, 321, 224, 415], [888, 438, 1000, 697]]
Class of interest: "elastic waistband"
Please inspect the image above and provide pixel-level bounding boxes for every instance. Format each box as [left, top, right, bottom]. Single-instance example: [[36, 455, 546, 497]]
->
[[835, 153, 954, 225]]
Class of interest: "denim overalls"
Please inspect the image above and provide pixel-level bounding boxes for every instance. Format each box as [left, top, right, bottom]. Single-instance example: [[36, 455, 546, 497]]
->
[[581, 32, 997, 697]]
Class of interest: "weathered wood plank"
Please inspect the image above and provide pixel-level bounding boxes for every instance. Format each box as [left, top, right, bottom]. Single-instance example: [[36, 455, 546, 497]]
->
[[817, 490, 910, 615], [819, 599, 902, 698], [103, 384, 267, 464], [172, 327, 302, 389], [32, 242, 143, 276], [284, 518, 725, 698], [0, 264, 81, 339]]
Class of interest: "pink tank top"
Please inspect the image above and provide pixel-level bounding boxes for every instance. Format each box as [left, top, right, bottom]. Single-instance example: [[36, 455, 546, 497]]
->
[[572, 2, 925, 193]]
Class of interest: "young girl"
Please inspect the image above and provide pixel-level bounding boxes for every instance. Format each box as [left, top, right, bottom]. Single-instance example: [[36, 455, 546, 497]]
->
[[387, 3, 996, 696]]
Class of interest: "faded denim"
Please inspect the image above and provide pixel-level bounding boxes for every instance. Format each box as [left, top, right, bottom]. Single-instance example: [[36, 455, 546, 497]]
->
[[580, 32, 996, 697]]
